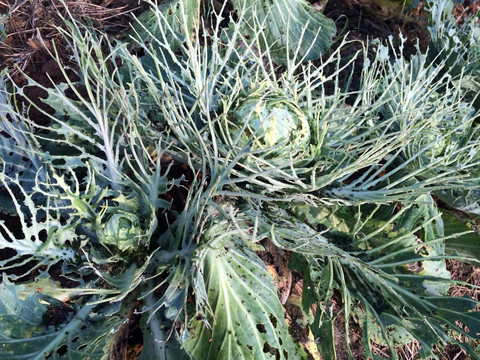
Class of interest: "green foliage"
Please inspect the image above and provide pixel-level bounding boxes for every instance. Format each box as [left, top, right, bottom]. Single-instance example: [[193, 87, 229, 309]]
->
[[442, 209, 480, 259], [186, 233, 296, 359], [133, 0, 335, 65], [231, 0, 336, 63], [421, 0, 480, 216], [285, 199, 480, 358], [0, 0, 480, 359], [426, 0, 480, 109], [0, 275, 123, 360]]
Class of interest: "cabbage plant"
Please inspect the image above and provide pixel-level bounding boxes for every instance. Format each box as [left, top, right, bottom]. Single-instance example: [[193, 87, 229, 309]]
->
[[370, 37, 479, 180], [0, 1, 479, 359]]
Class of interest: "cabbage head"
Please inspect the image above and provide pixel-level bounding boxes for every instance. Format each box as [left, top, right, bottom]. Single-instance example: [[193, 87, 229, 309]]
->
[[402, 101, 476, 179], [99, 212, 143, 252], [230, 97, 311, 166], [96, 195, 155, 254]]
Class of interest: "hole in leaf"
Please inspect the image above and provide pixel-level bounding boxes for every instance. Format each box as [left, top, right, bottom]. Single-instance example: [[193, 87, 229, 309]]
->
[[256, 323, 267, 334], [269, 314, 277, 328], [263, 342, 280, 360], [55, 345, 68, 356], [38, 229, 47, 242]]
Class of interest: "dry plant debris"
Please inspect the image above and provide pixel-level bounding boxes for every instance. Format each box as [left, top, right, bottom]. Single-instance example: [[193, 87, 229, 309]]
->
[[0, 0, 142, 72]]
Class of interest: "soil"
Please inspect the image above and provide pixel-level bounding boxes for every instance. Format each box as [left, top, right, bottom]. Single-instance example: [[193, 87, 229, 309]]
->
[[1, 1, 480, 359]]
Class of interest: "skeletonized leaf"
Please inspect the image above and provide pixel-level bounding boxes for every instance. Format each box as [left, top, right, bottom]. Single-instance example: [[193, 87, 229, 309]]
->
[[0, 173, 76, 275], [0, 275, 126, 360]]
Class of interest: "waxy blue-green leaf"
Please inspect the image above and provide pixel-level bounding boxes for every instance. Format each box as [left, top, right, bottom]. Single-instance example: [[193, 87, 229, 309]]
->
[[0, 275, 130, 360], [185, 238, 297, 360], [441, 209, 480, 260], [436, 188, 480, 216], [426, 0, 480, 110], [130, 0, 198, 51], [232, 0, 336, 64], [394, 195, 450, 295], [0, 276, 89, 359], [0, 76, 45, 210], [137, 297, 188, 360], [0, 174, 76, 277]]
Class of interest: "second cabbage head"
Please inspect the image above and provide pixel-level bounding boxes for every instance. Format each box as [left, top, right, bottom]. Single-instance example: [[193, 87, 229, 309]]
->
[[226, 93, 311, 168]]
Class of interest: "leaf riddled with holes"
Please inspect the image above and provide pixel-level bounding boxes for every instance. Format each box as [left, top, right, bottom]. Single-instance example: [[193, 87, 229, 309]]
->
[[184, 239, 297, 360]]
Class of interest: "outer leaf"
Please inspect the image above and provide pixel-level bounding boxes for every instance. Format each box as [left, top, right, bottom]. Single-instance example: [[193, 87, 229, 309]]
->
[[0, 275, 127, 360], [264, 201, 480, 358], [436, 188, 480, 216], [0, 173, 76, 275], [63, 302, 124, 360], [137, 298, 188, 360], [232, 0, 336, 63], [130, 0, 198, 51], [396, 195, 450, 295], [185, 238, 297, 360], [426, 0, 480, 109], [378, 295, 480, 360], [0, 76, 43, 209], [0, 135, 37, 195], [0, 274, 47, 341], [0, 275, 91, 359], [312, 311, 336, 359], [441, 210, 480, 259]]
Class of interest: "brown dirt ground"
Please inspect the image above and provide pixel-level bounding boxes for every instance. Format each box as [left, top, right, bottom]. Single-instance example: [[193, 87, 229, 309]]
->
[[1, 1, 480, 359]]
